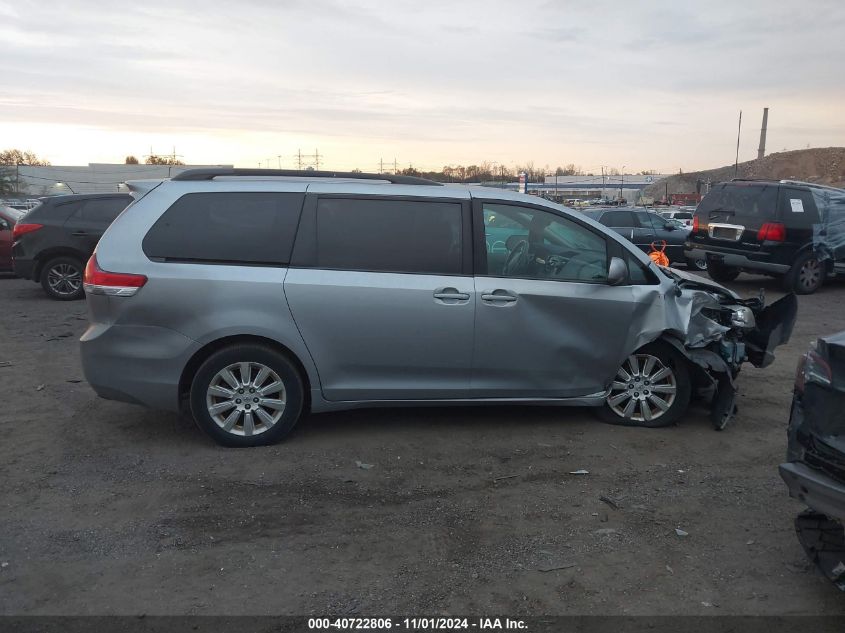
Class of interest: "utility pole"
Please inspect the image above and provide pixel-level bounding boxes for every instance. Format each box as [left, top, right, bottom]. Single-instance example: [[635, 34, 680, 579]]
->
[[277, 155, 282, 169], [297, 149, 303, 170], [393, 158, 398, 174], [619, 166, 625, 202], [735, 110, 742, 177], [379, 158, 384, 173], [315, 149, 321, 171]]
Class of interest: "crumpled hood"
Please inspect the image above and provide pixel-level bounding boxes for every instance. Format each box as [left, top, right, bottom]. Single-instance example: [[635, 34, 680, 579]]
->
[[659, 266, 740, 300]]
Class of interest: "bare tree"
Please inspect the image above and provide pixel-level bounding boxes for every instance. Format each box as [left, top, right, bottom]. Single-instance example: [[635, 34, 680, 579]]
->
[[0, 149, 50, 195], [145, 154, 185, 166], [0, 149, 50, 166]]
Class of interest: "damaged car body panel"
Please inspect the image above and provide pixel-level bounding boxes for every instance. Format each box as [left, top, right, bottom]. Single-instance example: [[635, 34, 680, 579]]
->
[[471, 194, 797, 429], [780, 330, 845, 590], [622, 264, 797, 428]]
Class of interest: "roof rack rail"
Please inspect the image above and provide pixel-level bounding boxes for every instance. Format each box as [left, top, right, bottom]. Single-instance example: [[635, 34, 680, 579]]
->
[[171, 168, 443, 186], [778, 179, 844, 191]]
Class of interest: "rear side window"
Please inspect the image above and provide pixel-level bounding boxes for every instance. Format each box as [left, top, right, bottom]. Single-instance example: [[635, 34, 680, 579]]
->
[[778, 187, 819, 226], [600, 211, 634, 227], [698, 184, 779, 221], [143, 192, 304, 265], [73, 198, 130, 223], [316, 198, 462, 275]]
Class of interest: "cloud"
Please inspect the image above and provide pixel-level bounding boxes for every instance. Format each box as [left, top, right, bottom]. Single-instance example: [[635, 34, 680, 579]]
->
[[0, 0, 843, 171]]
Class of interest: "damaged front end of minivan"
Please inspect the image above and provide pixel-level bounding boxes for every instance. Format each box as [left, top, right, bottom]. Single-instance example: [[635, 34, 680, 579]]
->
[[606, 265, 797, 430]]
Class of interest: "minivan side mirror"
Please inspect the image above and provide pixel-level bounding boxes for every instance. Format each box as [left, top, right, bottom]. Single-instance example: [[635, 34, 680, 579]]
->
[[663, 222, 676, 231], [0, 219, 9, 231], [607, 256, 628, 286]]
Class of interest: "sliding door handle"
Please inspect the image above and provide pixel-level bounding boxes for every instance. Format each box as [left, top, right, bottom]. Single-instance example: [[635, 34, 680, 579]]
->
[[481, 293, 517, 303]]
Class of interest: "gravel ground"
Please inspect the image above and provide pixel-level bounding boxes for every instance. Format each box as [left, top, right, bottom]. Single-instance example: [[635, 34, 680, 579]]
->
[[0, 272, 844, 616]]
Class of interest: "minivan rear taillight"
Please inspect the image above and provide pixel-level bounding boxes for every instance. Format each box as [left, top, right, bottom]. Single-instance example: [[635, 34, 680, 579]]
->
[[757, 222, 785, 242], [12, 223, 43, 240], [692, 216, 700, 233], [83, 255, 147, 297]]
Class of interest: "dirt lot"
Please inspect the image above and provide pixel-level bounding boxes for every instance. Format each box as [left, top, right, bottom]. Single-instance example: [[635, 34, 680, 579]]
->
[[0, 272, 844, 616]]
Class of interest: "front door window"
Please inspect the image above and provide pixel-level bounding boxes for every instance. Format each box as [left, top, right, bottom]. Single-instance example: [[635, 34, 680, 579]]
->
[[481, 203, 608, 283]]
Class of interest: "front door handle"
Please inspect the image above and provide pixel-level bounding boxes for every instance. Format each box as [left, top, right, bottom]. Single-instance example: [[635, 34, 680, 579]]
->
[[71, 231, 89, 237], [433, 287, 470, 304], [481, 292, 518, 303]]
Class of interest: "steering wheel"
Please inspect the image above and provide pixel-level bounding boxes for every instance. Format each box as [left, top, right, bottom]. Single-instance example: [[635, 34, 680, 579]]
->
[[503, 240, 530, 276], [557, 251, 604, 280]]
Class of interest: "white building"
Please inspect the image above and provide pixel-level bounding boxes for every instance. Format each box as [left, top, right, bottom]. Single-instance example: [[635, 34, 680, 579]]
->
[[538, 173, 669, 201], [11, 163, 233, 196]]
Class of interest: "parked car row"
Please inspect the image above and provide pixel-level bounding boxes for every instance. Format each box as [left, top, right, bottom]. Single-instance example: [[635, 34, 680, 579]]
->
[[583, 207, 706, 271]]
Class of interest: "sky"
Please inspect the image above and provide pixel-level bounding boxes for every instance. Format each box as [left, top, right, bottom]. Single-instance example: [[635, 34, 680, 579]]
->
[[1, 0, 844, 174]]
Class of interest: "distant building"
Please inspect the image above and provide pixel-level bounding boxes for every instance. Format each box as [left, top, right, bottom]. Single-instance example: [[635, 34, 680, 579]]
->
[[12, 163, 233, 196], [489, 173, 670, 202]]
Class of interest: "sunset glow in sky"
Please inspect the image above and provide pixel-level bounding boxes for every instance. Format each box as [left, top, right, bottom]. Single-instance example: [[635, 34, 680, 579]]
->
[[2, 0, 844, 173]]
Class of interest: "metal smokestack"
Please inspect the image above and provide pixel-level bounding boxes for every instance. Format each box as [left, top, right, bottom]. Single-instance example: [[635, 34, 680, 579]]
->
[[757, 107, 769, 160]]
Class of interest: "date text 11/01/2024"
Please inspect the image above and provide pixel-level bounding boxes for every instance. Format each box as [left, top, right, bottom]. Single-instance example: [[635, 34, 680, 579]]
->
[[308, 617, 528, 630]]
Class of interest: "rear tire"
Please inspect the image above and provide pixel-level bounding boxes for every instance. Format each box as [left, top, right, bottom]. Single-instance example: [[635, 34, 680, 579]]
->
[[783, 251, 825, 294], [707, 258, 739, 283], [190, 344, 304, 447], [597, 342, 691, 428], [40, 256, 85, 300], [686, 256, 708, 272]]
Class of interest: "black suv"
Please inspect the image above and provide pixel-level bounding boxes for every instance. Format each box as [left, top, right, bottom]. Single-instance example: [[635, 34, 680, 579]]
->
[[584, 207, 707, 270], [12, 193, 132, 300], [685, 180, 845, 294]]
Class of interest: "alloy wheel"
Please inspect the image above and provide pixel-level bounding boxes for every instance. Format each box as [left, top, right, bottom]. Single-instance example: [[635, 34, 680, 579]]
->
[[47, 263, 82, 296], [692, 258, 708, 271], [798, 258, 821, 292], [606, 354, 677, 423], [205, 362, 286, 437]]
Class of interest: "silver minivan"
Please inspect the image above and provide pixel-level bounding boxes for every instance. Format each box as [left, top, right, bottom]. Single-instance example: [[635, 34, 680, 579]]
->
[[81, 169, 796, 446]]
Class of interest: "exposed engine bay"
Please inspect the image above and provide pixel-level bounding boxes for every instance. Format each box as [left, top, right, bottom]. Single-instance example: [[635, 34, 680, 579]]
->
[[656, 266, 798, 429]]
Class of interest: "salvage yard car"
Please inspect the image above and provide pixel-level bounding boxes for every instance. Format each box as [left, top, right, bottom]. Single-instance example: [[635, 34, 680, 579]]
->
[[80, 169, 797, 446], [584, 207, 706, 270], [12, 193, 132, 300], [780, 330, 845, 590], [685, 179, 845, 294], [0, 204, 25, 273]]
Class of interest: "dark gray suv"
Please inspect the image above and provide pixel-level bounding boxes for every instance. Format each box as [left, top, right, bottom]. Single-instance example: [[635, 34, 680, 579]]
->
[[13, 193, 132, 300], [80, 169, 796, 446]]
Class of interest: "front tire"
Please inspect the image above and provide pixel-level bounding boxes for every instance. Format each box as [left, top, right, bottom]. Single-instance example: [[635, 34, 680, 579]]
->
[[190, 344, 304, 447], [40, 256, 85, 300], [598, 342, 691, 428], [783, 251, 825, 294]]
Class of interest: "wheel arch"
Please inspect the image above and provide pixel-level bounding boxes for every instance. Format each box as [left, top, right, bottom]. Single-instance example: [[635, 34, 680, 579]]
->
[[179, 334, 313, 414], [34, 247, 89, 280]]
